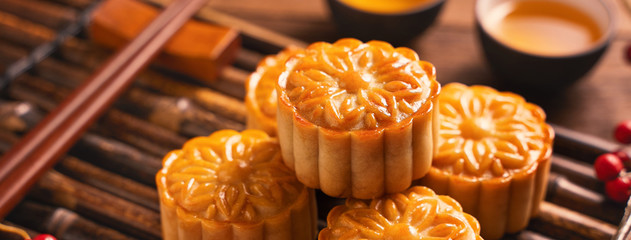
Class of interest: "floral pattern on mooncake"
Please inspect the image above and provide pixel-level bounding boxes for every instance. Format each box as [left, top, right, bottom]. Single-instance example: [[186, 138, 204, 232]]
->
[[417, 83, 554, 240], [319, 186, 482, 240], [245, 46, 303, 135], [282, 38, 436, 130], [276, 38, 440, 199], [434, 83, 550, 178], [157, 130, 317, 240]]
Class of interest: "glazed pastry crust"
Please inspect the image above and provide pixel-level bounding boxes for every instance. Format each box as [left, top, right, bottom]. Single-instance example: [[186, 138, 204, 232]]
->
[[157, 130, 318, 240], [417, 83, 554, 240], [245, 47, 303, 136], [318, 186, 483, 240], [159, 189, 317, 240], [276, 39, 440, 199]]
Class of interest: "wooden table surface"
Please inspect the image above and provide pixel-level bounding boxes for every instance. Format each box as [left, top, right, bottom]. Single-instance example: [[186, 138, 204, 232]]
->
[[208, 0, 631, 142]]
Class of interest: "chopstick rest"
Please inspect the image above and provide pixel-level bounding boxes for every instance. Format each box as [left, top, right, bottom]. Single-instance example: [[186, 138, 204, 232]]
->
[[89, 0, 241, 83]]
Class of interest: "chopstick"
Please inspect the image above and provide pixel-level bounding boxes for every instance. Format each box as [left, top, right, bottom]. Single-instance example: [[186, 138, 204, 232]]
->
[[0, 0, 208, 218]]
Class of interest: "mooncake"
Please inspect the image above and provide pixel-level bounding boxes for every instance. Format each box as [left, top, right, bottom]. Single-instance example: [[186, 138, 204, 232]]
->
[[417, 83, 554, 239], [319, 186, 483, 240], [156, 129, 317, 240], [245, 46, 303, 136], [276, 38, 440, 199]]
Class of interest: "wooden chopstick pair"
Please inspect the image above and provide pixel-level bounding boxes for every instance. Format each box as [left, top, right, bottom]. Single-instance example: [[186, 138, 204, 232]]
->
[[0, 0, 208, 219]]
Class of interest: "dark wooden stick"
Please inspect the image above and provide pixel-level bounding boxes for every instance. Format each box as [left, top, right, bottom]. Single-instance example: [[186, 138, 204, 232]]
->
[[35, 56, 90, 89], [31, 171, 162, 239], [0, 0, 208, 219], [0, 130, 19, 155], [55, 156, 160, 212], [57, 38, 111, 72], [8, 75, 179, 158], [14, 68, 198, 144], [7, 201, 137, 240], [93, 127, 173, 157], [0, 126, 160, 209], [8, 74, 68, 112], [0, 102, 162, 186], [551, 123, 620, 163], [0, 0, 77, 30], [0, 101, 43, 134], [135, 71, 247, 123], [120, 88, 244, 135], [0, 11, 51, 51], [70, 133, 162, 186], [551, 155, 601, 192], [0, 38, 26, 66], [529, 201, 617, 240], [233, 48, 265, 72], [546, 172, 624, 224], [205, 66, 248, 99], [0, 12, 109, 71], [0, 6, 91, 90], [8, 72, 188, 156], [99, 109, 187, 154]]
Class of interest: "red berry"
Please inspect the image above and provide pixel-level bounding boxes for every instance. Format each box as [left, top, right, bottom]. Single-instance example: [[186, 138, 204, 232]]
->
[[32, 234, 56, 240], [605, 177, 631, 203], [614, 120, 631, 144], [615, 150, 631, 169], [594, 153, 625, 181]]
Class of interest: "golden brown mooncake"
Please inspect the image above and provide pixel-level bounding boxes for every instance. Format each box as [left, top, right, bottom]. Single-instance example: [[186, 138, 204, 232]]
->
[[319, 186, 483, 240], [417, 83, 554, 240], [276, 38, 441, 199], [245, 46, 303, 136], [156, 129, 318, 240]]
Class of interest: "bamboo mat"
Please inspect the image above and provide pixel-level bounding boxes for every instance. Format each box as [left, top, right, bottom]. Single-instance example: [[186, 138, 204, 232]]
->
[[0, 0, 629, 239]]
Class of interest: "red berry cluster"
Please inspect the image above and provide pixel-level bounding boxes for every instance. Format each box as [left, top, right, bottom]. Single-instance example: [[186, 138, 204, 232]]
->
[[594, 120, 631, 203]]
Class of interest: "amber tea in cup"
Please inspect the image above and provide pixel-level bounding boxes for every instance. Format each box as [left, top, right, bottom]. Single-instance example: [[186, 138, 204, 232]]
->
[[475, 0, 614, 90], [484, 0, 602, 56]]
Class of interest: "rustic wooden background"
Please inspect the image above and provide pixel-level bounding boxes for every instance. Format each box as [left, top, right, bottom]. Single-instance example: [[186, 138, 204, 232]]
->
[[0, 0, 629, 239]]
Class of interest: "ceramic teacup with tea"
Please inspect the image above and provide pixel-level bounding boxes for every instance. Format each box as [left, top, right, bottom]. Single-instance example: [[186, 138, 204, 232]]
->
[[475, 0, 615, 90], [327, 0, 446, 45]]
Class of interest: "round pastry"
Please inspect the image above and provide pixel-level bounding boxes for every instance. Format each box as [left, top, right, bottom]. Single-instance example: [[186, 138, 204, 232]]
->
[[245, 46, 303, 136], [276, 38, 441, 199], [318, 186, 483, 240], [417, 83, 554, 240], [156, 129, 317, 240]]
